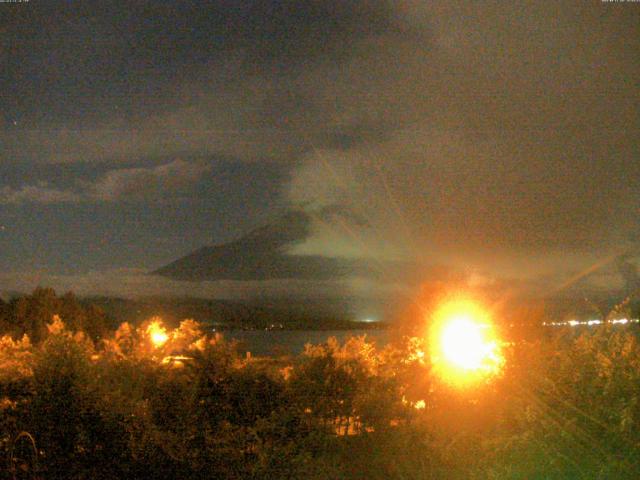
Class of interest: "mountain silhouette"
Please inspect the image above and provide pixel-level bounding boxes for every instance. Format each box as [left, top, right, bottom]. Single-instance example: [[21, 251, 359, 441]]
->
[[153, 211, 365, 281]]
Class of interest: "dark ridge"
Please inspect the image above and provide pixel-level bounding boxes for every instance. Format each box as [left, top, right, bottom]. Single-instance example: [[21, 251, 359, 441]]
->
[[153, 211, 366, 281]]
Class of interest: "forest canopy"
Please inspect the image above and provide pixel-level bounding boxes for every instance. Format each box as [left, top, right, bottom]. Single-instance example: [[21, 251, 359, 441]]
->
[[0, 288, 639, 478]]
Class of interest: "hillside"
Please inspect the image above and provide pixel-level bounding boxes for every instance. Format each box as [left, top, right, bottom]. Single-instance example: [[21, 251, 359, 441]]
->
[[154, 211, 366, 281]]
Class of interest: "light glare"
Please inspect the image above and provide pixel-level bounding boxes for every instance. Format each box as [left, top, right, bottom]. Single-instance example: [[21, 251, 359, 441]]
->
[[147, 321, 168, 347], [429, 298, 504, 386]]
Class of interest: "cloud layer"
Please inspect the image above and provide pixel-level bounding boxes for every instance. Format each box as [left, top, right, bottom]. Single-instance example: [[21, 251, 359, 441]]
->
[[282, 2, 640, 287], [0, 160, 210, 204], [0, 1, 638, 293], [0, 184, 81, 205], [0, 268, 393, 302]]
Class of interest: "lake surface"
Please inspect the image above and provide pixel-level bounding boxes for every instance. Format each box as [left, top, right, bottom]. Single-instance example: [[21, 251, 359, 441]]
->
[[222, 329, 389, 357]]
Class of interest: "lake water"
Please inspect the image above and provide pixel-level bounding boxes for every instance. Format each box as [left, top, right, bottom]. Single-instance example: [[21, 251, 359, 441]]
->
[[222, 329, 389, 357], [220, 320, 640, 357]]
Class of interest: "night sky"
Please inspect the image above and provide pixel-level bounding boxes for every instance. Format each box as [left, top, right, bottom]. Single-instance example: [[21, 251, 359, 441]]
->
[[0, 1, 638, 299]]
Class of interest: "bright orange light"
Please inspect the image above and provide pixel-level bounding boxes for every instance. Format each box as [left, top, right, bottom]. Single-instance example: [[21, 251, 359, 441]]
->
[[147, 321, 168, 347], [429, 298, 503, 386]]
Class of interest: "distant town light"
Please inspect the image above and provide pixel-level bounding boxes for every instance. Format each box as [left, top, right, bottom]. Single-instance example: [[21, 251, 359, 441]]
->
[[358, 317, 378, 323], [544, 317, 639, 327]]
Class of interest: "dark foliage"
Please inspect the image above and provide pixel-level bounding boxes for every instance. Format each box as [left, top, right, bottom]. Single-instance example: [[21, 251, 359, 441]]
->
[[0, 289, 639, 478]]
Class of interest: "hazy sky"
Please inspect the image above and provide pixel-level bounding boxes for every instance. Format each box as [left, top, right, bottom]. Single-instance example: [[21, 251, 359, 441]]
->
[[1, 1, 638, 297]]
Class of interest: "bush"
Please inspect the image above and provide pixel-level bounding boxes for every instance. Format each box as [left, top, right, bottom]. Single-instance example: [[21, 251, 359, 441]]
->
[[1, 299, 640, 479]]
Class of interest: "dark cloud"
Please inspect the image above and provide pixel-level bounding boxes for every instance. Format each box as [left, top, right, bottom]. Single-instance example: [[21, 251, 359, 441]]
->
[[1, 0, 397, 118], [0, 1, 418, 165], [283, 2, 640, 287], [0, 1, 638, 295]]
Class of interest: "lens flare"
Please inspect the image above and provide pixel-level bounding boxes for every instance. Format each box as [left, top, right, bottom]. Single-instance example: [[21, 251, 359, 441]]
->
[[429, 298, 503, 386], [147, 320, 168, 347]]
